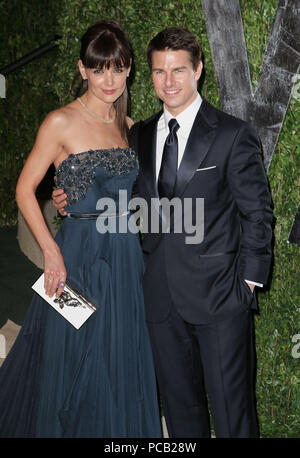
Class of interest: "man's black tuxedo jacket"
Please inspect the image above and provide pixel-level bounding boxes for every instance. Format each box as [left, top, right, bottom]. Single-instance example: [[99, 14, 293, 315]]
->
[[130, 98, 273, 324]]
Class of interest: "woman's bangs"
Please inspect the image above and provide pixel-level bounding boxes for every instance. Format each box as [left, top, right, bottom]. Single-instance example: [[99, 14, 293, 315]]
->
[[84, 35, 130, 69]]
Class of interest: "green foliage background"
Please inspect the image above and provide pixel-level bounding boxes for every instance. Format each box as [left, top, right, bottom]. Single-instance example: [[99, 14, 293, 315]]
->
[[0, 0, 299, 437], [0, 0, 60, 225]]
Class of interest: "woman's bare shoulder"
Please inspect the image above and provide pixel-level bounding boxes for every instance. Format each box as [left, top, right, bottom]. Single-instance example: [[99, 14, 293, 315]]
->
[[42, 101, 78, 131]]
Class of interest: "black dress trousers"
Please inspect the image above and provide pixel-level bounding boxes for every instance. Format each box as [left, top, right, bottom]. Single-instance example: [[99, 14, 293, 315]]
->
[[144, 246, 258, 438]]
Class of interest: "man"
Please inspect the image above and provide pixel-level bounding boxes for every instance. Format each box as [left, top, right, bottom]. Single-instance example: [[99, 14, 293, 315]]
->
[[53, 27, 273, 438]]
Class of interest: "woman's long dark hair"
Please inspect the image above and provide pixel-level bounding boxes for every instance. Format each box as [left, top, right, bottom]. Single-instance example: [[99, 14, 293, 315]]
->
[[72, 20, 132, 143]]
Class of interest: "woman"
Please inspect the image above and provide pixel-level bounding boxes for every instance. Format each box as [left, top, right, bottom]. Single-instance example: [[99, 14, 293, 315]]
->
[[0, 20, 162, 438]]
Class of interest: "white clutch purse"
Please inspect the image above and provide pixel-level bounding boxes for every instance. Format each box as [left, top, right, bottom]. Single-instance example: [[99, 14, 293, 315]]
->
[[32, 274, 96, 330]]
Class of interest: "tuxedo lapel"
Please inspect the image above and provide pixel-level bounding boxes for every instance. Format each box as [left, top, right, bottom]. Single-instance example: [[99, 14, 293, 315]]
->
[[174, 99, 219, 198], [139, 111, 162, 199]]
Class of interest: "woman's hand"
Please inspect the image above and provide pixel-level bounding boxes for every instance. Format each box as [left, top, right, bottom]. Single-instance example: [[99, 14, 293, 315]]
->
[[43, 245, 67, 298]]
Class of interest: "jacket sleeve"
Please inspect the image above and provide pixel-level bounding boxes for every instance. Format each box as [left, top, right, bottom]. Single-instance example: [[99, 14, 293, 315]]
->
[[227, 122, 273, 285]]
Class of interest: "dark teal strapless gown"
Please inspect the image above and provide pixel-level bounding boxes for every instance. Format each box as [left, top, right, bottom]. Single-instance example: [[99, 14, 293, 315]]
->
[[0, 148, 162, 438]]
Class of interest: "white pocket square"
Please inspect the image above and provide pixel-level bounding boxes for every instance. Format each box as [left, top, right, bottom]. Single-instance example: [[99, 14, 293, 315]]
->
[[196, 166, 217, 171]]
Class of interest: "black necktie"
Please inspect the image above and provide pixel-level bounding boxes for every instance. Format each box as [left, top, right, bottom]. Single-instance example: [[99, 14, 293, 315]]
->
[[158, 118, 180, 199]]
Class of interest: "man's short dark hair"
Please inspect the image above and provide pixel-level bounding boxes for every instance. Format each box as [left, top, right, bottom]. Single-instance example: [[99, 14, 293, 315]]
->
[[147, 27, 202, 71]]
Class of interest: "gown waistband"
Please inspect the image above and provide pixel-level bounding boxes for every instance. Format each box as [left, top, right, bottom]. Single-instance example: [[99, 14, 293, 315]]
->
[[67, 211, 130, 219]]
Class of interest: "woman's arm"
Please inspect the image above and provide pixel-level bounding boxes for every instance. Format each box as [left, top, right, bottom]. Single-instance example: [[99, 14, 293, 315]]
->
[[16, 110, 68, 298]]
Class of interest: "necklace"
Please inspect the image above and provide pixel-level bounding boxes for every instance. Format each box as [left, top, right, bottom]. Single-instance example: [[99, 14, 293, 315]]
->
[[77, 97, 116, 124]]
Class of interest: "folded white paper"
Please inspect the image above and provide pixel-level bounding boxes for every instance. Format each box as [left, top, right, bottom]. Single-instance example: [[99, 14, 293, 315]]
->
[[32, 274, 96, 329]]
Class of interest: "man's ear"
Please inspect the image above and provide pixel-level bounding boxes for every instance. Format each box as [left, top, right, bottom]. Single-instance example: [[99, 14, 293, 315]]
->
[[195, 61, 203, 81]]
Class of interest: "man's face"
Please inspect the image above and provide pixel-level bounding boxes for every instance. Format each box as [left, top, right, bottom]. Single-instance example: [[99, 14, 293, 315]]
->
[[151, 49, 202, 116]]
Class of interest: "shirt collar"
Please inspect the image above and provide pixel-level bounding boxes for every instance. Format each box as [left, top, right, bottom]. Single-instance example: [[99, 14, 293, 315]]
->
[[163, 93, 202, 138]]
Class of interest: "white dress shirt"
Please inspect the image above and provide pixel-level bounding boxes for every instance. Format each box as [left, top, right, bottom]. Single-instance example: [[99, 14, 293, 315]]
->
[[156, 93, 202, 180], [155, 93, 262, 289]]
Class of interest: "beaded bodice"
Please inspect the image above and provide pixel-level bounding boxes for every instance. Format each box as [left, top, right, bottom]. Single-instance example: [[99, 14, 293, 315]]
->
[[55, 147, 138, 212]]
